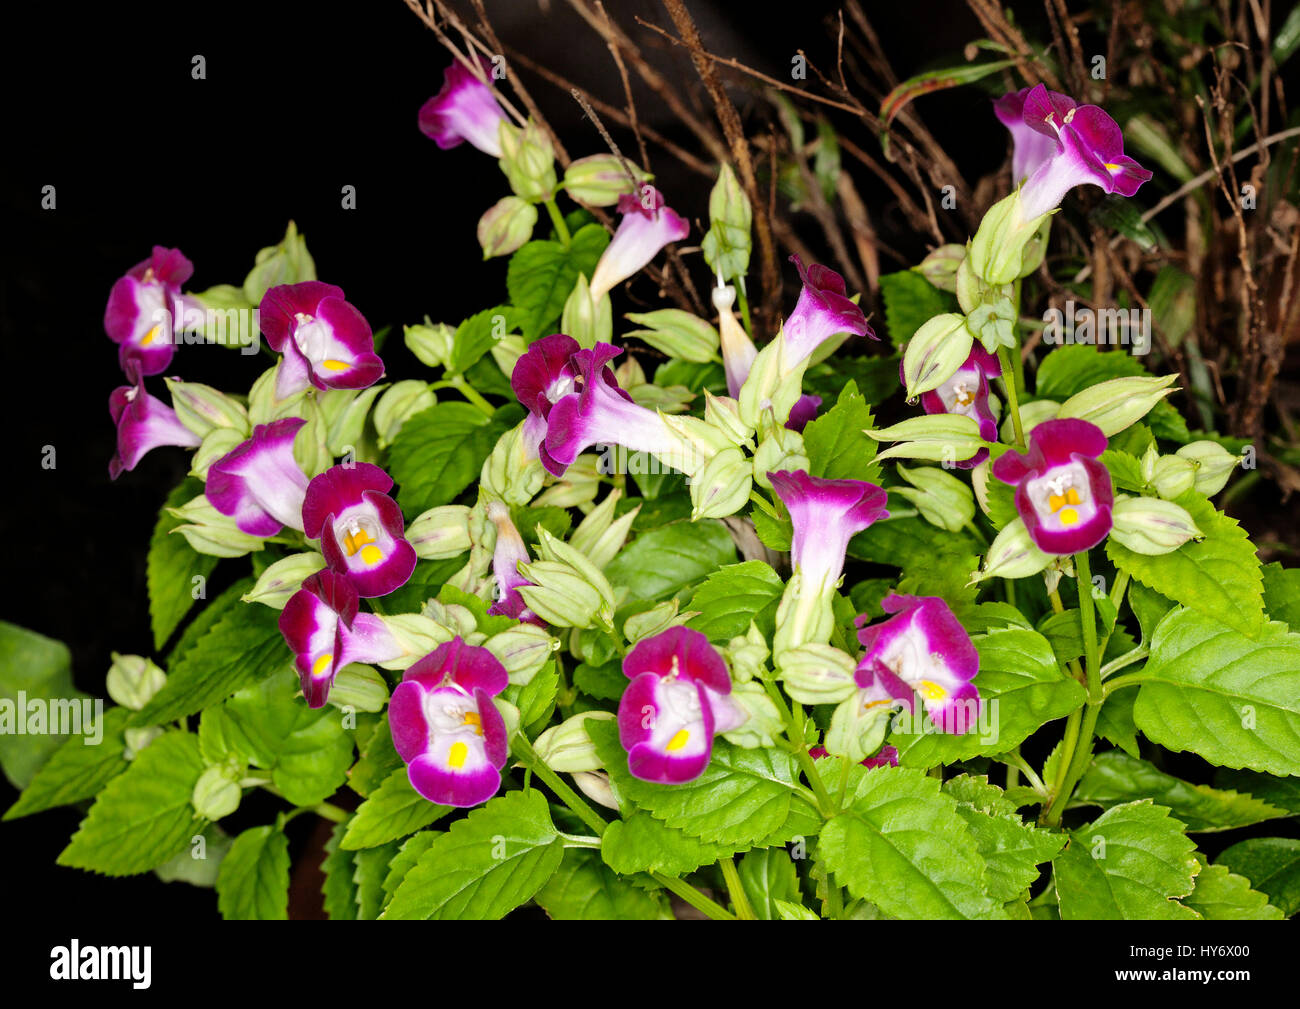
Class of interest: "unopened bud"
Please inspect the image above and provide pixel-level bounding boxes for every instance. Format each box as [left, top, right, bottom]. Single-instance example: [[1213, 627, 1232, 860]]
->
[[1175, 440, 1238, 496], [192, 766, 242, 820], [826, 692, 892, 763], [562, 154, 650, 206], [690, 446, 753, 520], [328, 663, 389, 713], [971, 517, 1053, 582], [532, 711, 616, 772], [775, 643, 858, 705], [164, 378, 250, 439], [106, 653, 166, 711], [1057, 375, 1177, 436], [894, 464, 975, 532], [373, 381, 435, 449], [404, 323, 456, 370], [1150, 455, 1196, 500], [497, 118, 556, 203], [242, 552, 328, 609], [477, 195, 538, 259], [561, 273, 613, 349], [624, 308, 720, 364], [1109, 495, 1202, 555], [167, 495, 264, 557], [865, 414, 987, 463], [624, 600, 692, 644], [902, 313, 972, 398], [484, 624, 557, 685], [374, 613, 455, 668], [914, 244, 966, 293]]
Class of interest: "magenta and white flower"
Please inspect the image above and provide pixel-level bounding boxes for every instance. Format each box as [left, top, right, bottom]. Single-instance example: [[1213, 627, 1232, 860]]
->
[[302, 463, 417, 598], [206, 418, 310, 536], [389, 637, 511, 807], [810, 743, 899, 769], [107, 380, 201, 479], [279, 570, 402, 708], [854, 594, 980, 735], [992, 418, 1114, 555], [993, 85, 1077, 184], [486, 501, 542, 625], [781, 255, 876, 367], [103, 246, 202, 380], [418, 57, 511, 158], [258, 282, 384, 400], [912, 343, 1002, 468], [617, 626, 744, 784], [588, 187, 689, 301]]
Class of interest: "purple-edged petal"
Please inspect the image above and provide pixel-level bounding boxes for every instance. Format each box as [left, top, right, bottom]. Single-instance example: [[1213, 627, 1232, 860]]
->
[[394, 677, 508, 807], [418, 57, 510, 158], [486, 502, 543, 625], [304, 462, 416, 597], [258, 282, 383, 395], [622, 626, 731, 694], [511, 333, 582, 418], [588, 187, 689, 301], [402, 636, 510, 698], [768, 469, 888, 588], [618, 671, 715, 784], [781, 255, 876, 366], [206, 418, 310, 536], [108, 381, 202, 479]]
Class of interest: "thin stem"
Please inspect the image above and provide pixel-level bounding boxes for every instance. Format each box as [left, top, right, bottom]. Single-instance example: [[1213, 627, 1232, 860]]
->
[[543, 197, 572, 246], [512, 733, 608, 837], [1103, 670, 1150, 698], [651, 872, 737, 920], [997, 346, 1026, 450], [312, 801, 349, 824], [450, 375, 496, 417], [1000, 749, 1048, 797], [719, 857, 757, 920], [1100, 646, 1148, 680]]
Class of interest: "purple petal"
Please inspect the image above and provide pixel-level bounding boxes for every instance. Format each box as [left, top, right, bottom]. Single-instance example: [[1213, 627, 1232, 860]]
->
[[622, 626, 731, 694], [206, 418, 309, 535]]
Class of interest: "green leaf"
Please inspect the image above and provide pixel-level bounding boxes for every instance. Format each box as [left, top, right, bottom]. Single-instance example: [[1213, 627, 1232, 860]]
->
[[803, 354, 901, 407], [1100, 449, 1146, 493], [1184, 861, 1284, 920], [348, 713, 403, 798], [1052, 801, 1200, 920], [880, 58, 1017, 124], [388, 402, 517, 516], [342, 766, 451, 849], [803, 379, 879, 483], [536, 847, 665, 920], [451, 306, 517, 376], [5, 707, 131, 820], [58, 731, 204, 876], [1262, 562, 1300, 629], [154, 823, 231, 887], [1128, 581, 1174, 644], [1214, 838, 1300, 917], [135, 601, 286, 726], [775, 899, 821, 919], [1132, 607, 1300, 776], [381, 830, 439, 908], [507, 225, 609, 341], [749, 506, 792, 552], [877, 271, 957, 349], [1075, 750, 1286, 832], [737, 847, 801, 919], [216, 824, 290, 920], [0, 622, 85, 788], [943, 775, 1064, 901], [686, 561, 784, 642], [603, 519, 737, 603], [1107, 493, 1263, 637], [1213, 768, 1300, 815], [321, 822, 359, 919], [1094, 689, 1140, 759], [819, 766, 1005, 919], [600, 813, 735, 876], [892, 628, 1085, 766], [383, 790, 564, 919], [369, 556, 467, 617], [1035, 345, 1189, 442], [353, 841, 399, 919], [148, 478, 221, 650], [572, 659, 626, 702]]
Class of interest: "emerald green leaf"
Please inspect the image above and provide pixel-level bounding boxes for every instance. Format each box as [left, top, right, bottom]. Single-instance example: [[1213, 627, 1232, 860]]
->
[[819, 766, 1005, 919], [154, 823, 231, 887], [1213, 768, 1300, 815], [686, 561, 784, 642], [1100, 449, 1145, 492], [216, 824, 291, 920], [1133, 607, 1300, 776], [536, 848, 665, 920], [511, 659, 558, 729], [348, 713, 403, 798], [148, 478, 220, 650], [166, 576, 254, 667], [1074, 750, 1286, 832], [58, 731, 204, 876], [5, 707, 130, 820], [451, 306, 517, 376], [1107, 492, 1263, 637], [878, 271, 956, 349], [572, 660, 626, 702], [381, 830, 440, 908], [1035, 345, 1189, 442], [1215, 838, 1300, 917], [1052, 800, 1200, 920], [383, 790, 564, 920], [369, 556, 467, 617], [737, 847, 801, 919], [0, 621, 85, 788], [388, 402, 518, 517], [600, 813, 735, 876], [774, 899, 821, 920], [321, 821, 359, 920], [943, 774, 1064, 901], [1184, 860, 1284, 920], [353, 841, 399, 919], [892, 628, 1085, 766], [1262, 561, 1300, 629], [1094, 690, 1140, 758], [1128, 581, 1174, 645], [135, 601, 285, 726], [342, 766, 451, 850], [603, 519, 737, 603], [802, 379, 880, 483], [749, 506, 792, 552], [507, 225, 609, 341]]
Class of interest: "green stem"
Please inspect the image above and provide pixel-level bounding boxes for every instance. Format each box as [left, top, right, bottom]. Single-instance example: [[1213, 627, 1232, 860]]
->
[[1009, 278, 1026, 395], [1103, 670, 1150, 698], [1100, 645, 1148, 680], [651, 872, 737, 921], [543, 198, 571, 246], [997, 346, 1026, 450], [735, 282, 753, 335], [450, 375, 496, 417], [312, 801, 349, 824], [719, 857, 757, 920]]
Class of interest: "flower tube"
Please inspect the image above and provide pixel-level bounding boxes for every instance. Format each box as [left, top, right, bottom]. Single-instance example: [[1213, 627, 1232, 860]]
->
[[993, 85, 1077, 184], [417, 57, 511, 158], [302, 463, 418, 597], [486, 500, 542, 625], [587, 187, 688, 301], [780, 255, 875, 367], [104, 246, 201, 380], [107, 381, 202, 479], [206, 418, 310, 536], [259, 282, 383, 399]]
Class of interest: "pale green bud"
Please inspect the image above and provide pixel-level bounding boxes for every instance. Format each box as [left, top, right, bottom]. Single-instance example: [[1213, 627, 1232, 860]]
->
[[623, 599, 692, 644], [292, 400, 332, 478], [477, 195, 538, 258], [518, 562, 611, 630], [721, 682, 783, 749], [498, 118, 556, 202], [902, 313, 972, 398], [168, 495, 264, 557], [1176, 440, 1239, 496], [1000, 399, 1059, 444], [725, 623, 769, 684], [970, 517, 1054, 582], [773, 570, 839, 659], [570, 491, 638, 569], [124, 725, 162, 760], [573, 770, 620, 811], [624, 309, 720, 364], [967, 192, 1052, 285], [420, 600, 479, 640], [956, 252, 981, 314], [562, 154, 651, 206], [737, 333, 809, 430], [164, 378, 250, 439], [532, 529, 617, 611], [701, 163, 752, 281], [1057, 375, 1177, 436], [490, 334, 528, 384], [327, 664, 389, 713], [480, 422, 547, 507], [248, 365, 310, 425], [192, 766, 242, 820], [893, 464, 975, 532], [484, 624, 557, 685], [190, 427, 246, 481], [243, 220, 316, 305], [106, 653, 167, 711], [1150, 455, 1197, 500], [1141, 443, 1159, 485], [826, 692, 892, 763], [533, 711, 616, 772], [775, 643, 858, 705], [242, 552, 328, 609], [690, 446, 753, 520], [865, 414, 987, 463], [1110, 494, 1202, 555], [752, 426, 808, 491], [374, 613, 454, 668], [407, 505, 473, 560], [703, 391, 756, 449], [965, 295, 1016, 354], [533, 454, 601, 509], [914, 244, 966, 293], [561, 273, 613, 349], [628, 380, 695, 414], [404, 322, 456, 371], [373, 380, 436, 449]]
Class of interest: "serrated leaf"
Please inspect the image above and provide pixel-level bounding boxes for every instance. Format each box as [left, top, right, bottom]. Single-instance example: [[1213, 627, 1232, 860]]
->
[[353, 841, 399, 919], [57, 731, 204, 876], [877, 271, 956, 349], [5, 707, 131, 820], [686, 561, 784, 642], [381, 830, 439, 907], [1053, 800, 1200, 920], [388, 402, 517, 516], [803, 379, 879, 483], [1133, 607, 1300, 776], [737, 846, 801, 919], [216, 824, 290, 920], [1262, 561, 1300, 629], [383, 790, 564, 920], [148, 478, 221, 650], [1213, 768, 1300, 815], [0, 622, 85, 789], [600, 813, 734, 876], [512, 659, 558, 728], [603, 519, 737, 603], [321, 821, 359, 920], [943, 775, 1063, 901], [1214, 838, 1300, 917], [507, 225, 609, 341], [819, 766, 1005, 919], [536, 847, 665, 919], [348, 713, 403, 797], [1094, 689, 1140, 758], [1184, 861, 1284, 920], [451, 306, 517, 376], [342, 766, 451, 850]]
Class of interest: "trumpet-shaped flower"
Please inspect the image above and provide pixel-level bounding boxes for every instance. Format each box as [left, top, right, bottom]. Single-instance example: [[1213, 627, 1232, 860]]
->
[[486, 500, 542, 625], [206, 418, 310, 536], [389, 637, 510, 807], [913, 344, 1002, 468], [781, 255, 875, 367], [418, 57, 510, 158], [854, 595, 980, 734], [617, 626, 744, 784], [107, 380, 201, 479], [588, 187, 688, 301], [302, 463, 417, 598], [104, 246, 201, 380], [993, 85, 1077, 183], [259, 282, 383, 399], [279, 570, 402, 707], [992, 418, 1114, 555]]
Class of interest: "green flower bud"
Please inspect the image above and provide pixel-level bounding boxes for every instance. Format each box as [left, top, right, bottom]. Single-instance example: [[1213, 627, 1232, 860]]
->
[[1000, 399, 1059, 444], [242, 551, 328, 609], [703, 391, 756, 449], [737, 333, 808, 430], [168, 495, 264, 557], [407, 505, 473, 560], [532, 529, 617, 607], [775, 643, 858, 705], [373, 380, 436, 449], [243, 220, 316, 305], [374, 613, 455, 668], [865, 414, 987, 463], [657, 412, 733, 477], [498, 118, 556, 203], [1110, 494, 1203, 555], [1176, 440, 1239, 496], [573, 770, 620, 811], [248, 365, 310, 426], [902, 313, 972, 398], [292, 400, 332, 478], [484, 624, 557, 685], [106, 653, 167, 711], [1140, 443, 1159, 485], [1016, 214, 1052, 279], [489, 334, 528, 384], [569, 490, 638, 569], [971, 517, 1053, 582], [721, 681, 783, 749], [956, 252, 980, 314], [725, 623, 769, 684], [690, 446, 753, 520], [1150, 455, 1197, 500], [420, 600, 479, 640], [624, 309, 720, 364], [913, 244, 966, 293], [623, 599, 692, 644], [328, 663, 390, 713], [518, 562, 611, 630], [124, 725, 162, 760], [561, 273, 613, 349], [192, 766, 242, 821], [190, 427, 246, 481], [533, 454, 601, 509], [965, 295, 1016, 353], [533, 711, 616, 772], [893, 464, 975, 532], [826, 692, 892, 763], [967, 192, 1051, 285], [477, 195, 538, 259], [164, 378, 250, 439], [562, 154, 650, 206], [1057, 375, 1177, 437], [701, 163, 752, 282], [752, 426, 808, 491], [480, 422, 547, 507], [404, 322, 456, 370]]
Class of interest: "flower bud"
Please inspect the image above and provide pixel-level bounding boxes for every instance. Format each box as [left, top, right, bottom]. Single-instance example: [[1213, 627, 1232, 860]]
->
[[690, 446, 753, 520], [164, 378, 250, 439], [242, 551, 328, 609], [893, 464, 975, 532], [956, 253, 981, 314], [1176, 440, 1239, 496], [1150, 455, 1196, 500], [484, 623, 557, 684], [420, 600, 479, 639], [247, 365, 310, 426], [498, 118, 556, 203], [489, 333, 528, 383], [775, 643, 858, 705], [968, 191, 1051, 285], [914, 244, 966, 293], [1057, 375, 1177, 437], [902, 313, 972, 398], [477, 195, 538, 258], [562, 154, 650, 206], [725, 623, 769, 684], [190, 427, 246, 481], [192, 766, 242, 820], [404, 322, 456, 370], [532, 453, 601, 509], [327, 663, 389, 713], [826, 693, 892, 763], [561, 273, 613, 349], [865, 414, 987, 463], [1000, 399, 1059, 444], [480, 422, 547, 507], [1109, 494, 1202, 555], [242, 220, 316, 305], [532, 711, 616, 772], [624, 308, 721, 364], [752, 427, 808, 491], [374, 613, 455, 668], [721, 681, 783, 749], [701, 163, 753, 281], [573, 770, 620, 811], [322, 384, 386, 457], [168, 495, 264, 557], [124, 725, 162, 760], [624, 599, 693, 644], [970, 517, 1053, 583], [106, 653, 167, 711], [737, 334, 808, 430], [570, 491, 638, 569], [964, 295, 1016, 354], [518, 560, 614, 630], [407, 505, 473, 560], [703, 391, 756, 449], [292, 401, 332, 479], [372, 380, 436, 449]]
